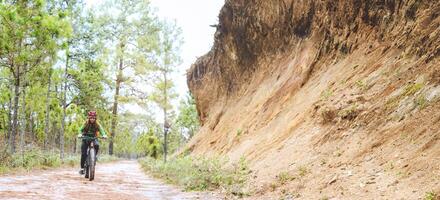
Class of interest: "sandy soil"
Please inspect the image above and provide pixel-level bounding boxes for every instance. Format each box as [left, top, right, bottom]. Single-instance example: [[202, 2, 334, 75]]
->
[[0, 160, 220, 200]]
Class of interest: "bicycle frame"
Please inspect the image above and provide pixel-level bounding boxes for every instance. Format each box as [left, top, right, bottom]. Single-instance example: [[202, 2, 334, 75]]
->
[[80, 136, 99, 181]]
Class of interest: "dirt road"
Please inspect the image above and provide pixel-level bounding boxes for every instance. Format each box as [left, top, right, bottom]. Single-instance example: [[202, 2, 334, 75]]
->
[[0, 160, 219, 200]]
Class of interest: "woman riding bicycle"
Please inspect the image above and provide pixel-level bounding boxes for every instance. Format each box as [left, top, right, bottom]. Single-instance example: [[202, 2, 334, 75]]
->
[[77, 111, 108, 175]]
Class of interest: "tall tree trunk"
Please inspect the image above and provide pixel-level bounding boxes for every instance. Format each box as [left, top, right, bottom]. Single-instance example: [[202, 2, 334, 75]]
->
[[163, 108, 168, 162], [73, 137, 77, 154], [20, 85, 26, 154], [44, 69, 52, 150], [6, 94, 12, 148], [109, 43, 124, 155], [52, 120, 57, 153], [29, 111, 34, 148], [1, 106, 5, 144], [10, 66, 20, 153], [163, 72, 168, 162], [1, 105, 7, 147], [60, 51, 69, 160]]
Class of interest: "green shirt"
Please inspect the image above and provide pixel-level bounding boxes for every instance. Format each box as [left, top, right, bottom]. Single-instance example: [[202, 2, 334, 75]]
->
[[78, 122, 108, 137]]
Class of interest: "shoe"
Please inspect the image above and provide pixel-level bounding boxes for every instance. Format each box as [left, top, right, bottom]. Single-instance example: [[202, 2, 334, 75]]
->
[[79, 168, 85, 175]]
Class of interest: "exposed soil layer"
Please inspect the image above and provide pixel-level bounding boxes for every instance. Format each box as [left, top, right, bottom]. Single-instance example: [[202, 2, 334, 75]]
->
[[187, 0, 440, 199]]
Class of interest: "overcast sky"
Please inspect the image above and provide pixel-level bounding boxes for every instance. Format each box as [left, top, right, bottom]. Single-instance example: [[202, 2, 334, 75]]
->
[[149, 0, 224, 96], [86, 0, 224, 96], [85, 0, 224, 119]]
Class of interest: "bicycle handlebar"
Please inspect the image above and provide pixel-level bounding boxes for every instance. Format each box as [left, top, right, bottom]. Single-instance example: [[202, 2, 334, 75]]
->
[[78, 135, 107, 140]]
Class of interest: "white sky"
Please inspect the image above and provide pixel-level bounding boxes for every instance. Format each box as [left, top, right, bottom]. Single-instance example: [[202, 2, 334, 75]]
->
[[150, 0, 224, 96], [85, 0, 224, 121], [86, 0, 224, 97]]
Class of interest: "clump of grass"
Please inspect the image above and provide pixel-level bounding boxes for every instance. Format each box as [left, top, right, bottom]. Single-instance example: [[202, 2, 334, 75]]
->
[[277, 171, 295, 185], [269, 182, 278, 191], [298, 166, 310, 177], [236, 129, 243, 137], [139, 156, 252, 197], [355, 80, 368, 91], [385, 96, 400, 110], [386, 83, 425, 111], [425, 191, 438, 200], [416, 94, 428, 108], [334, 150, 343, 157], [403, 83, 423, 96], [338, 104, 358, 120], [279, 192, 299, 200], [320, 89, 333, 101]]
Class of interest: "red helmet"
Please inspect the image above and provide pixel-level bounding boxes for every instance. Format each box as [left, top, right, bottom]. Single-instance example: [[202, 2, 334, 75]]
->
[[88, 111, 97, 118]]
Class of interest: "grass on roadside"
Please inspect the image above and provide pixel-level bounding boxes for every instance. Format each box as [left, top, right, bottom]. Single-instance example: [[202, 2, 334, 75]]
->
[[0, 148, 62, 173], [0, 148, 120, 174], [139, 156, 252, 197]]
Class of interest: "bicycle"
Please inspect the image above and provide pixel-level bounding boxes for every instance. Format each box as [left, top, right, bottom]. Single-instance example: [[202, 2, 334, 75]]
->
[[78, 135, 105, 181]]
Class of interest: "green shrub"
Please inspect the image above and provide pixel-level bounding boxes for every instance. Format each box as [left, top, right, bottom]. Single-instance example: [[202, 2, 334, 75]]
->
[[139, 156, 252, 197], [425, 191, 438, 200], [42, 152, 61, 168], [64, 155, 80, 167], [8, 149, 61, 170]]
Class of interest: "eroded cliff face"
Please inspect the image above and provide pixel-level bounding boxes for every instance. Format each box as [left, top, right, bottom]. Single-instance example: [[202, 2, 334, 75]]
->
[[187, 0, 440, 199]]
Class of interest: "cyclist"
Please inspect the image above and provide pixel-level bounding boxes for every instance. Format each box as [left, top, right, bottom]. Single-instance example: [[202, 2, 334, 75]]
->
[[77, 111, 108, 175]]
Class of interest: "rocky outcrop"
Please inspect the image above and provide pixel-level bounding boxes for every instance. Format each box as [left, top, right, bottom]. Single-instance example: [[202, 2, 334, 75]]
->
[[187, 0, 440, 199], [188, 0, 440, 123]]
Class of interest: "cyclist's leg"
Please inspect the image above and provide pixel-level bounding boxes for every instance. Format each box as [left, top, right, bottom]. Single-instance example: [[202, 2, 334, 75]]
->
[[94, 140, 100, 156]]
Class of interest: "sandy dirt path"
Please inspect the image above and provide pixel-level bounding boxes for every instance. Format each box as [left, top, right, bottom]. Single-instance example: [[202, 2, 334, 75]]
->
[[0, 160, 220, 200]]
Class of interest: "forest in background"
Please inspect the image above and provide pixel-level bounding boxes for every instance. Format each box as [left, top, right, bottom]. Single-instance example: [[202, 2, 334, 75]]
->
[[0, 0, 199, 163]]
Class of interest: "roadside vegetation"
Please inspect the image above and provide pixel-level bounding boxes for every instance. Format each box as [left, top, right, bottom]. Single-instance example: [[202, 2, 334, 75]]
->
[[0, 147, 119, 174], [139, 156, 252, 197], [0, 0, 197, 173]]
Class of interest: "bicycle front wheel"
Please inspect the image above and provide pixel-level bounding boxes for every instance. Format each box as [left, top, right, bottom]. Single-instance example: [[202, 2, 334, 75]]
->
[[88, 148, 95, 181]]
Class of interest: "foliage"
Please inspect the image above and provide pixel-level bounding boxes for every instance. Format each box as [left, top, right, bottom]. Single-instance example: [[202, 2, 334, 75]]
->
[[135, 129, 161, 158], [0, 0, 187, 163], [0, 147, 120, 173], [139, 156, 252, 197], [175, 94, 200, 140], [0, 148, 61, 172]]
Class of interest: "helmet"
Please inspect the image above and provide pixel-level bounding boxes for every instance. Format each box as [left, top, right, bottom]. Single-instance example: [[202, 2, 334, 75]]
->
[[88, 111, 97, 118]]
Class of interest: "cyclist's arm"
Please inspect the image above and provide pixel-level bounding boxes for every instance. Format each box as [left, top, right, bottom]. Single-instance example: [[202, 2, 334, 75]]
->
[[78, 125, 85, 135], [97, 123, 108, 138]]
